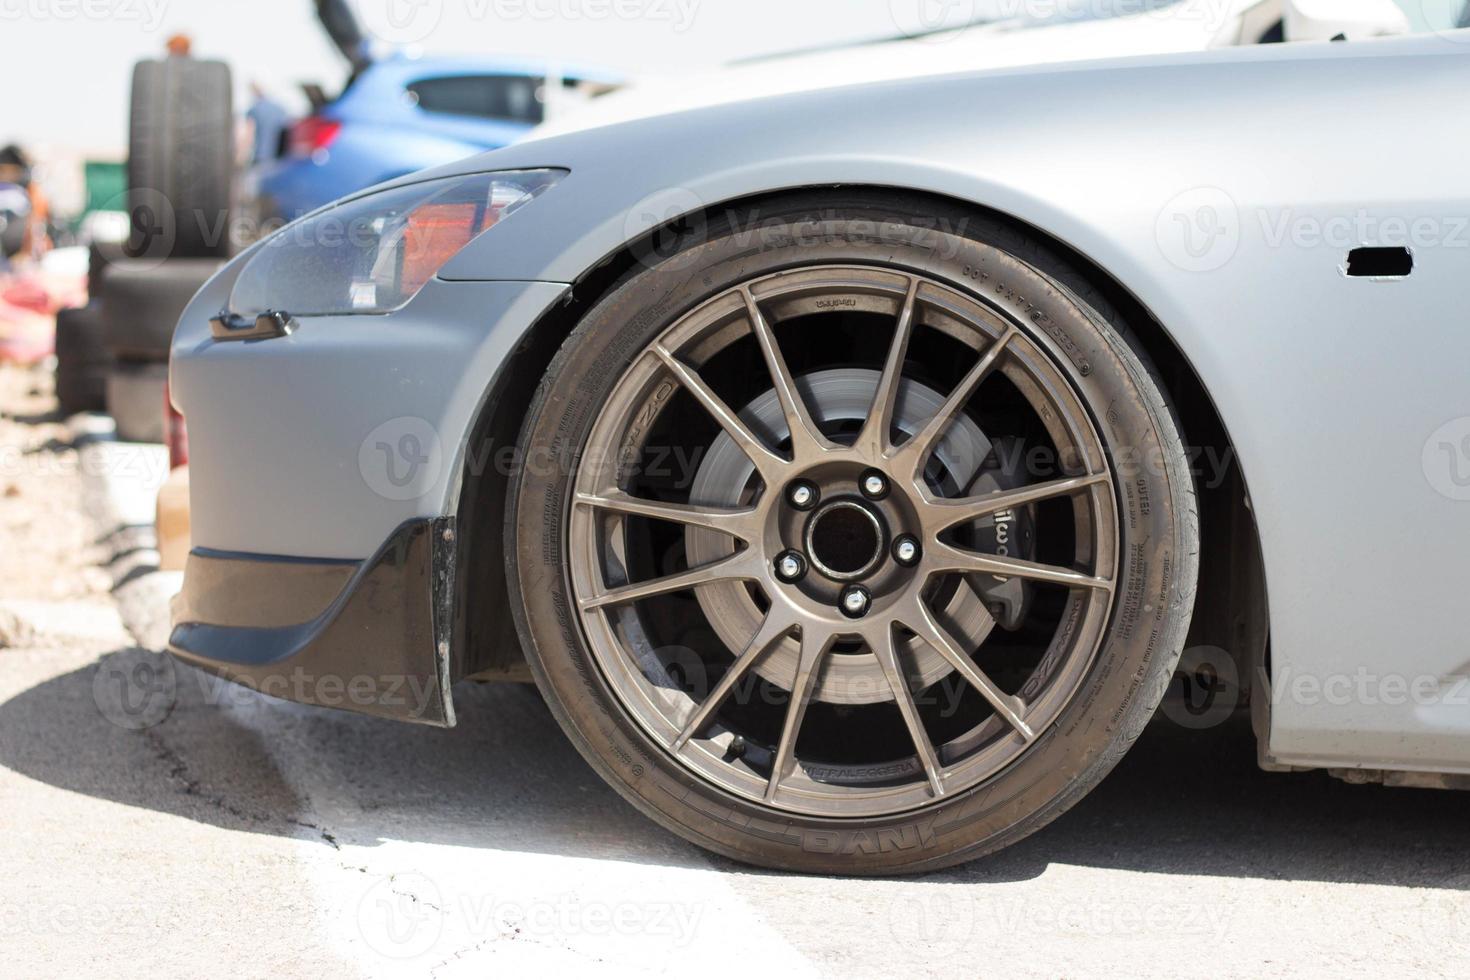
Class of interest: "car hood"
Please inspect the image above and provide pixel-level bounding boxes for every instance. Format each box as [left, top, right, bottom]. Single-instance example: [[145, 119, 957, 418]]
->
[[524, 0, 1266, 141]]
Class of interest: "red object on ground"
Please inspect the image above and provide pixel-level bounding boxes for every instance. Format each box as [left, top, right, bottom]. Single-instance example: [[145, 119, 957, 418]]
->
[[0, 301, 53, 364], [2, 279, 51, 314]]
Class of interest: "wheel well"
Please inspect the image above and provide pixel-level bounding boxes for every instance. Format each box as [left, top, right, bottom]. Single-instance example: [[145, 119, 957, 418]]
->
[[454, 186, 1270, 705]]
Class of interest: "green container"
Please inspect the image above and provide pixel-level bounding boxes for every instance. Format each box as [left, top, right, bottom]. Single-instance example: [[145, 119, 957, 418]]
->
[[82, 160, 126, 216]]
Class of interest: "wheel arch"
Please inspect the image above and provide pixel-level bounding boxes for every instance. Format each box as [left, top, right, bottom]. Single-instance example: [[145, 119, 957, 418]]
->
[[453, 185, 1270, 716]]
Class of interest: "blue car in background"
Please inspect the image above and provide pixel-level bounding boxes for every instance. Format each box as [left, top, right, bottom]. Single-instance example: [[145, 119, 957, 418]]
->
[[241, 1, 620, 230]]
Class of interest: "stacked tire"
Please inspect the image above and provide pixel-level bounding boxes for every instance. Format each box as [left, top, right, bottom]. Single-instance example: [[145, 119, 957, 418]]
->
[[95, 53, 232, 441], [126, 56, 234, 262], [98, 258, 220, 442], [54, 303, 110, 416]]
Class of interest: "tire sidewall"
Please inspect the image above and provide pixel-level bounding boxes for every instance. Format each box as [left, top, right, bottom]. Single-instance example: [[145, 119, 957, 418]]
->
[[509, 196, 1193, 874]]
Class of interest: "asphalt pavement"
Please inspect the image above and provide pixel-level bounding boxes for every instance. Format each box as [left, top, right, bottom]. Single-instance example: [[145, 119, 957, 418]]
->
[[2, 362, 1468, 978]]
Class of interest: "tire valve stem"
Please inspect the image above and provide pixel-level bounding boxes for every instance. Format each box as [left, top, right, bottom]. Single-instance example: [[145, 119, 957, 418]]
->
[[727, 736, 747, 760]]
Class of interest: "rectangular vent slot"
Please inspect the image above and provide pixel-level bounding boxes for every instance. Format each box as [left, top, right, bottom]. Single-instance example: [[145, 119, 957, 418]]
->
[[1346, 246, 1413, 278]]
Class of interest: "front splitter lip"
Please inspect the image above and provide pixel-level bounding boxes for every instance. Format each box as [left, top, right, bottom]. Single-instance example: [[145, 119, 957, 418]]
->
[[167, 517, 457, 727]]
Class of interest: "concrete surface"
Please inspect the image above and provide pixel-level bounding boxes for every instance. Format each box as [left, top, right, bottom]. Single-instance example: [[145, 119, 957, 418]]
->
[[3, 362, 1469, 978]]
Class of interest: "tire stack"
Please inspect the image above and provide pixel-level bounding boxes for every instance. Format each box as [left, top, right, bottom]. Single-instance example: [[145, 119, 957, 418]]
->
[[53, 299, 109, 416], [69, 53, 234, 441], [99, 258, 222, 442]]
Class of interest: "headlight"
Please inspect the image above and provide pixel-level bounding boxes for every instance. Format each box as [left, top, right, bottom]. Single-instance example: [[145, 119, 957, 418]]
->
[[228, 169, 565, 317]]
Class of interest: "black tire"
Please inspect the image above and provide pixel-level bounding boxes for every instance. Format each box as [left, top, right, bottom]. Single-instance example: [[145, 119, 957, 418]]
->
[[55, 304, 111, 415], [99, 258, 221, 361], [87, 239, 130, 296], [128, 57, 234, 260], [507, 192, 1199, 875]]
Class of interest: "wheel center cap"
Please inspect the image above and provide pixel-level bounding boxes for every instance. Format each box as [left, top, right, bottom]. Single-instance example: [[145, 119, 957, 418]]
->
[[804, 499, 886, 581]]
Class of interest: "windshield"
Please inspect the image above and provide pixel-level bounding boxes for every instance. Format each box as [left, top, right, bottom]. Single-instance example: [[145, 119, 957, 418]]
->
[[1393, 0, 1470, 31], [900, 0, 1190, 38]]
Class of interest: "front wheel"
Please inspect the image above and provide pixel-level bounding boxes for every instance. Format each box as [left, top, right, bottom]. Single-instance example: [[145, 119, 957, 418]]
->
[[508, 193, 1197, 874]]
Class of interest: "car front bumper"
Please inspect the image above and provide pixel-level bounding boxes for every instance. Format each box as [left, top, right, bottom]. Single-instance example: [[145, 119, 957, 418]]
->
[[167, 265, 571, 725], [168, 517, 457, 726]]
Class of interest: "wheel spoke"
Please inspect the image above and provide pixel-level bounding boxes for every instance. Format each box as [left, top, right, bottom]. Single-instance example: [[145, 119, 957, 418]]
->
[[581, 551, 758, 611], [673, 612, 797, 750], [921, 473, 1110, 536], [871, 624, 945, 796], [741, 287, 836, 459], [575, 490, 760, 542], [929, 542, 1112, 592], [653, 343, 786, 476], [891, 326, 1017, 475], [897, 598, 1035, 741], [765, 627, 836, 801], [856, 277, 920, 457]]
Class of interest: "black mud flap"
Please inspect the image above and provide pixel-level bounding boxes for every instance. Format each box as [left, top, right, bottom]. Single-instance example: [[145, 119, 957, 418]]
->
[[168, 518, 457, 727]]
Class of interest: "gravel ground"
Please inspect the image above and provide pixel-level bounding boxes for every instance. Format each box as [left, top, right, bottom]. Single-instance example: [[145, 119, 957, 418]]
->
[[2, 360, 1469, 978]]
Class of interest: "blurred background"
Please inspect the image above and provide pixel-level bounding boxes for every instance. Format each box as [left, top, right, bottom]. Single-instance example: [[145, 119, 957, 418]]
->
[[9, 0, 921, 217]]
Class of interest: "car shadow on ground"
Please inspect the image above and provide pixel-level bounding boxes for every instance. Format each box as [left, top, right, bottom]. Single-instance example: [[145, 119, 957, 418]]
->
[[2, 653, 1467, 886]]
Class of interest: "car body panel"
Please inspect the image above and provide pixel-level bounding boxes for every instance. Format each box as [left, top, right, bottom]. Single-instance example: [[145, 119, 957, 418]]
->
[[173, 32, 1470, 771], [171, 273, 568, 557]]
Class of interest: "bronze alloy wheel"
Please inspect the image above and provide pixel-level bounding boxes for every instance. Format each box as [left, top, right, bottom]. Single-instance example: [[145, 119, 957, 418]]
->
[[509, 195, 1197, 873]]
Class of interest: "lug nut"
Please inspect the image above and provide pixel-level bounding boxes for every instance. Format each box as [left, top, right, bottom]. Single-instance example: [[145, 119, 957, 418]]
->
[[860, 469, 889, 500], [839, 585, 871, 619], [893, 534, 921, 567], [775, 551, 807, 583], [786, 480, 819, 511]]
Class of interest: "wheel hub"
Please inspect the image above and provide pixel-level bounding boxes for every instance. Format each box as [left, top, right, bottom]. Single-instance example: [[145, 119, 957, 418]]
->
[[804, 498, 886, 582], [687, 367, 996, 704]]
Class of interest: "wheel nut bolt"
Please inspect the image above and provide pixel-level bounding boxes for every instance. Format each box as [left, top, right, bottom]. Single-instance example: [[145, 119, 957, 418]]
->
[[775, 552, 807, 583], [860, 470, 889, 500], [787, 481, 819, 510], [840, 586, 871, 618], [893, 535, 921, 567]]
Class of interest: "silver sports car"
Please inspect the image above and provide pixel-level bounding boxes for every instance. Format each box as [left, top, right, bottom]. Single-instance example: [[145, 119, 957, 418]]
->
[[168, 26, 1470, 874]]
